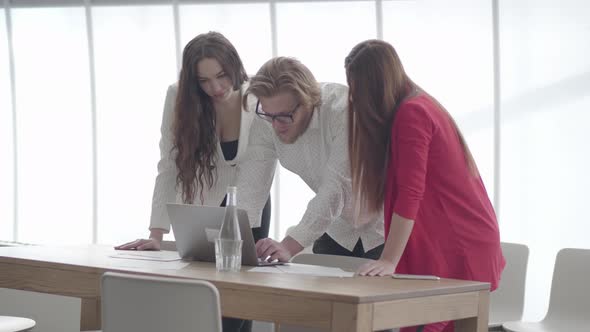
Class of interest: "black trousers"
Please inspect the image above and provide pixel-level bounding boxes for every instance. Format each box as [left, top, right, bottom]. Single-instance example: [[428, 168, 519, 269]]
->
[[312, 233, 384, 259], [220, 196, 271, 332]]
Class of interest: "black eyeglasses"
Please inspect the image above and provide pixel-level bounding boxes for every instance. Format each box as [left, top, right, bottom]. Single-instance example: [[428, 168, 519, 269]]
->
[[255, 100, 300, 124]]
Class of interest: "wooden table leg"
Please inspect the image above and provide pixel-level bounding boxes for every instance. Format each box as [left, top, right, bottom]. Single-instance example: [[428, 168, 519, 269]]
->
[[80, 297, 101, 331], [455, 290, 489, 332], [331, 303, 373, 332]]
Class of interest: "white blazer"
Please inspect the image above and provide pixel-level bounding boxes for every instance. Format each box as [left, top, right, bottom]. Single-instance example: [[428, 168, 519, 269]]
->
[[149, 82, 256, 232]]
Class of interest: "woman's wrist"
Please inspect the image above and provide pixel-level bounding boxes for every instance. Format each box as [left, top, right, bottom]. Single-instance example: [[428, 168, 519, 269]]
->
[[379, 253, 398, 265]]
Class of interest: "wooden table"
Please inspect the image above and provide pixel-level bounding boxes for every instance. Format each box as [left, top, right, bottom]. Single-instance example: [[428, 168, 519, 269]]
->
[[0, 245, 489, 332]]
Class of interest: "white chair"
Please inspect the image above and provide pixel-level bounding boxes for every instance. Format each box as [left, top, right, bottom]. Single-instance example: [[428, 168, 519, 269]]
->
[[503, 248, 590, 332], [488, 242, 529, 329], [101, 272, 222, 332], [0, 288, 80, 332], [0, 316, 35, 332], [152, 240, 275, 332]]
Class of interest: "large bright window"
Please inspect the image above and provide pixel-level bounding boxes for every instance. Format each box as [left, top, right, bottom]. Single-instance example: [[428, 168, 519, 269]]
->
[[383, 0, 495, 202], [93, 5, 177, 245], [499, 0, 590, 320], [179, 3, 272, 76], [12, 7, 93, 244], [276, 1, 376, 84], [0, 9, 14, 240]]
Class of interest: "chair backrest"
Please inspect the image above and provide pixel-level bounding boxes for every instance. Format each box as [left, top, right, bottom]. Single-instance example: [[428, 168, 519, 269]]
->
[[0, 287, 80, 332], [488, 242, 529, 326], [0, 316, 36, 332], [545, 248, 590, 319], [101, 272, 222, 332], [290, 253, 371, 273]]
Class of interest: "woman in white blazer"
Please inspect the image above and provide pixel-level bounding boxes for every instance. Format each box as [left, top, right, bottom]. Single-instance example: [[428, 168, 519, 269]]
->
[[117, 32, 270, 332]]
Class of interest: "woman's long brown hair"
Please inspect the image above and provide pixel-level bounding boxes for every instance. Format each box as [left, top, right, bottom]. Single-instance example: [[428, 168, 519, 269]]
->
[[174, 32, 247, 204], [345, 39, 476, 215]]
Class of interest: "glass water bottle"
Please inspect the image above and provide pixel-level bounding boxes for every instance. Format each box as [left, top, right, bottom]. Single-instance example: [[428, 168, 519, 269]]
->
[[215, 186, 243, 272]]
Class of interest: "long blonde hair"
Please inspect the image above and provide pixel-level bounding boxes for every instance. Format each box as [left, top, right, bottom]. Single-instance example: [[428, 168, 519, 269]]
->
[[243, 57, 321, 110]]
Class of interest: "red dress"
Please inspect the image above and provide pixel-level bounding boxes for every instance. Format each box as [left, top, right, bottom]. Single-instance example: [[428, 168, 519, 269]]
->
[[384, 94, 505, 332]]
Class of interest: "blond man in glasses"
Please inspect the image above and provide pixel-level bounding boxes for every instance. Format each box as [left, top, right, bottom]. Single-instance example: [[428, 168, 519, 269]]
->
[[237, 57, 384, 262]]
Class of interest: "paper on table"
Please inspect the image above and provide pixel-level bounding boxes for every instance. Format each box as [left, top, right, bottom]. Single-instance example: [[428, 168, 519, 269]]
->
[[110, 250, 181, 262], [247, 263, 354, 278], [277, 263, 355, 277], [107, 259, 190, 270], [248, 266, 284, 273]]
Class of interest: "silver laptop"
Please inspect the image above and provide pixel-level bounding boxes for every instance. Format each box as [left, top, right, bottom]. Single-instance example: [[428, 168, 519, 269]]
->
[[166, 203, 281, 266]]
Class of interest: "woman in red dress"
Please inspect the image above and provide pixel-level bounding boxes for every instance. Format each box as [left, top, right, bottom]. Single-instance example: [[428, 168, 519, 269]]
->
[[345, 39, 505, 332]]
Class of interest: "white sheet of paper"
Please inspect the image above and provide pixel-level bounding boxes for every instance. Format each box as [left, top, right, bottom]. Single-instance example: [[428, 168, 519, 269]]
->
[[247, 266, 284, 273], [106, 259, 190, 270], [110, 250, 181, 262], [247, 263, 354, 278], [277, 263, 355, 277]]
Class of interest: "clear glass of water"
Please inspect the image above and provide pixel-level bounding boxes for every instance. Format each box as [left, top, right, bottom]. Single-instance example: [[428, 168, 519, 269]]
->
[[215, 239, 243, 272]]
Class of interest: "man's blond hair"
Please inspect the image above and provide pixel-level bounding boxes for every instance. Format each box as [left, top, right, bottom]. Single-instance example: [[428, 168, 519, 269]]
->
[[243, 57, 321, 110]]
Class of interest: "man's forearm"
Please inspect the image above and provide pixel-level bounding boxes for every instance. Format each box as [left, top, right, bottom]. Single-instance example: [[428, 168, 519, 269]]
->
[[281, 236, 305, 257], [149, 228, 165, 242]]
